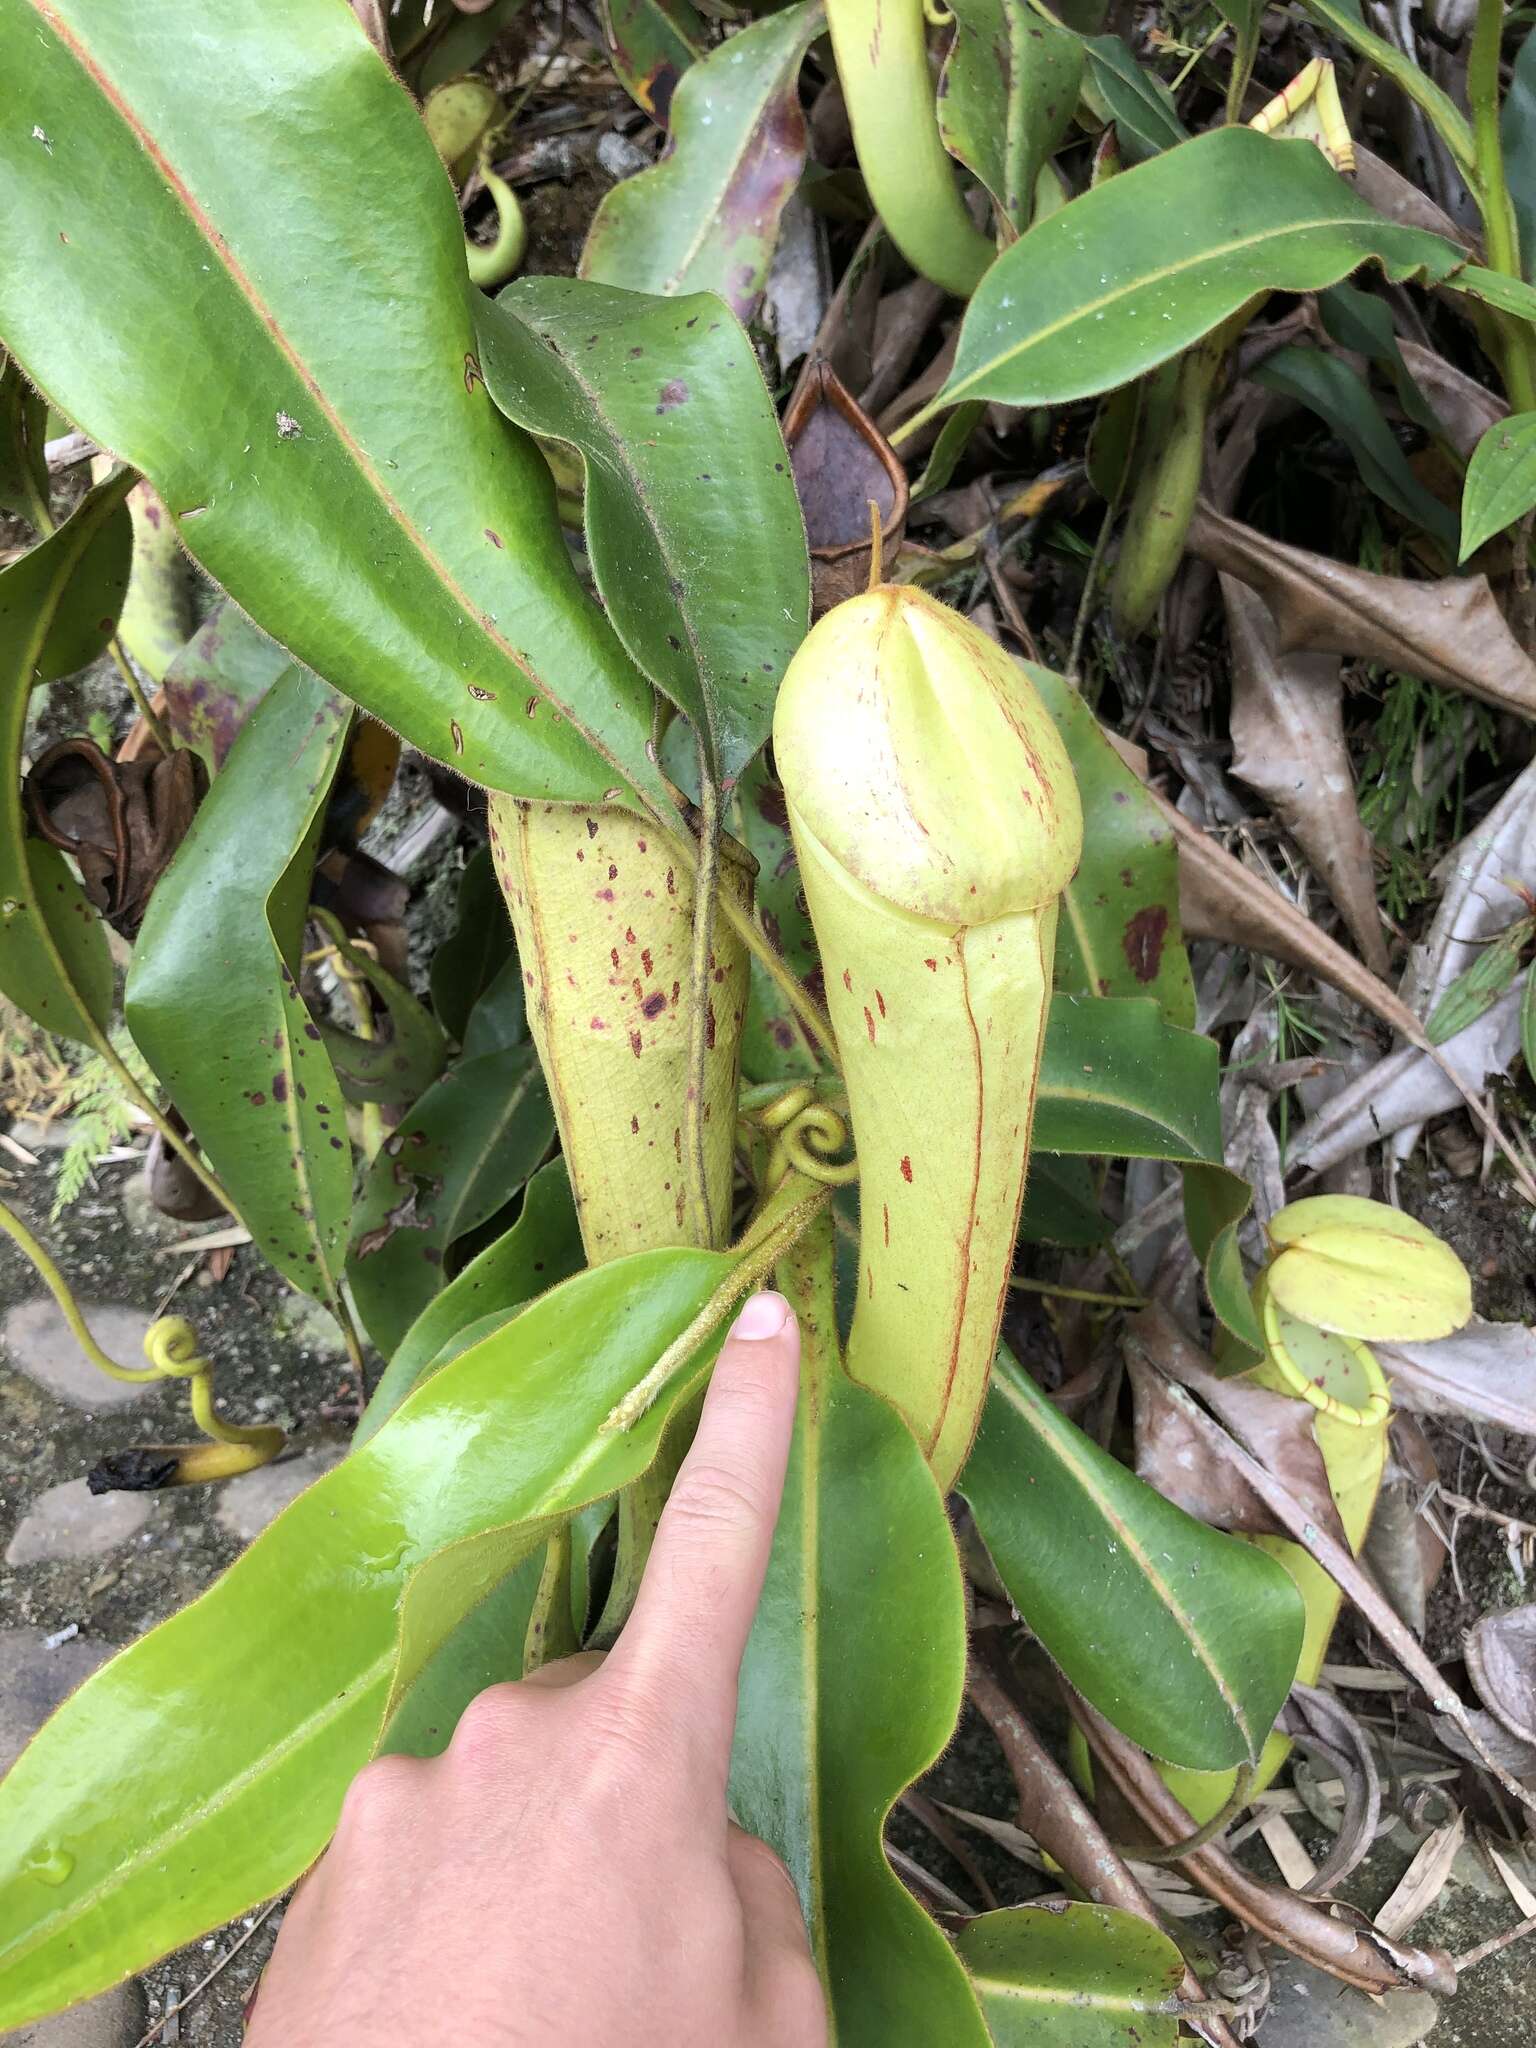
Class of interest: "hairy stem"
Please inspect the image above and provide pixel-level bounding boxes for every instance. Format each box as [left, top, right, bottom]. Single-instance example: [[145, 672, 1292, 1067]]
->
[[1469, 0, 1536, 411], [684, 742, 722, 1249]]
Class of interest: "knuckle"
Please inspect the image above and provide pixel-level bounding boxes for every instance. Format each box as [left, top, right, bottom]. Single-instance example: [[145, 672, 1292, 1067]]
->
[[448, 1681, 530, 1764], [339, 1753, 421, 1831]]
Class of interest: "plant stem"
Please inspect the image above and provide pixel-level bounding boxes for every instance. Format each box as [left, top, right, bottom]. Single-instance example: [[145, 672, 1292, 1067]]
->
[[108, 639, 175, 756], [1468, 0, 1536, 411], [0, 1195, 157, 1381], [93, 1029, 236, 1220], [1224, 16, 1261, 123], [1007, 1273, 1148, 1310], [684, 743, 721, 1249]]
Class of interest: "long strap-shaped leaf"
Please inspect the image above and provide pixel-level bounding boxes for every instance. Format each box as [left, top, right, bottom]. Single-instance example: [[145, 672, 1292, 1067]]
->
[[0, 473, 130, 1045], [930, 127, 1466, 414], [125, 667, 355, 1305], [0, 0, 666, 812], [476, 278, 810, 787], [0, 1247, 735, 2028], [961, 1347, 1304, 1772], [731, 1216, 993, 2046]]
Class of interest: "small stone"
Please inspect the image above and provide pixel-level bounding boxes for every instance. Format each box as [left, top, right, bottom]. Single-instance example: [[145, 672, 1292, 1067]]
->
[[6, 1480, 154, 1568], [213, 1445, 346, 1543], [1258, 1959, 1438, 2047], [2, 1300, 154, 1411], [0, 1626, 119, 1772], [0, 1980, 146, 2047]]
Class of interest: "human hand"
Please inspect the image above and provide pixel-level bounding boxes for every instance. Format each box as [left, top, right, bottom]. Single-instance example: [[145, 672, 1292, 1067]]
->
[[245, 1290, 825, 2047]]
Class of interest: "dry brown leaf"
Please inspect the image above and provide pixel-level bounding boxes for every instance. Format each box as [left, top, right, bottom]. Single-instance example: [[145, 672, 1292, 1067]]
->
[[1070, 1691, 1459, 1996], [1127, 1312, 1536, 1822], [1362, 1417, 1448, 1637], [1467, 1606, 1536, 1748], [1134, 773, 1422, 1040], [967, 1657, 1240, 2047], [1127, 1324, 1349, 1550], [1374, 1318, 1536, 1435], [1223, 576, 1389, 976], [1400, 755, 1536, 1067], [783, 358, 908, 617], [1399, 339, 1506, 462], [1290, 983, 1526, 1172], [1374, 1813, 1467, 1942], [1188, 502, 1536, 721], [1352, 148, 1478, 253]]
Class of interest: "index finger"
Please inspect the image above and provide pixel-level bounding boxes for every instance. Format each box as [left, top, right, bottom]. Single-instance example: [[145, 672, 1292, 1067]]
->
[[605, 1290, 800, 1771]]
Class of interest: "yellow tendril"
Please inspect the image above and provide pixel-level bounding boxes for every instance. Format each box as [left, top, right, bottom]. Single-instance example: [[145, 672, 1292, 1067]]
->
[[754, 1087, 859, 1190]]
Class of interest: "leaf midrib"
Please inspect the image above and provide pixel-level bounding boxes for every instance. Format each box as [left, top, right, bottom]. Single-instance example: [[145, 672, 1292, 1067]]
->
[[28, 0, 629, 789], [990, 1368, 1253, 1753], [947, 209, 1441, 405]]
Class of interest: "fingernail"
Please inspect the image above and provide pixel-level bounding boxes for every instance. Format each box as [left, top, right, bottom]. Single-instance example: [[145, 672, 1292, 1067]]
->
[[730, 1290, 791, 1341]]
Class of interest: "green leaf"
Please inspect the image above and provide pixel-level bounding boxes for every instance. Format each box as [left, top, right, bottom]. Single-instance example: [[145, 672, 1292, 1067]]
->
[[476, 277, 810, 784], [600, 0, 706, 123], [428, 847, 515, 1043], [0, 351, 49, 526], [938, 0, 1085, 233], [1427, 915, 1535, 1039], [733, 755, 824, 1082], [581, 1, 824, 322], [1078, 33, 1188, 162], [161, 599, 290, 773], [958, 1902, 1184, 2046], [1254, 345, 1457, 546], [0, 1246, 737, 2027], [1036, 996, 1221, 1161], [0, 0, 666, 812], [311, 918, 448, 1107], [1443, 263, 1536, 321], [962, 1346, 1305, 1769], [347, 1041, 556, 1355], [1460, 412, 1536, 561], [1030, 665, 1193, 1026], [355, 1159, 583, 1446], [0, 473, 130, 1047], [379, 1545, 547, 1761], [126, 667, 354, 1305], [1503, 26, 1536, 283], [1522, 963, 1536, 1076], [935, 129, 1464, 413], [732, 1217, 992, 2047], [1019, 1154, 1107, 1246], [1182, 1160, 1264, 1356], [1317, 282, 1444, 441]]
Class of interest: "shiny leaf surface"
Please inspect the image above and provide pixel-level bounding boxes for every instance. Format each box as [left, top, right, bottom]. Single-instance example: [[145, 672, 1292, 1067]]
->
[[1460, 411, 1536, 562], [476, 277, 809, 783], [732, 1218, 991, 2045], [1035, 996, 1221, 1161], [958, 1902, 1183, 2046], [936, 130, 1462, 412], [0, 0, 666, 810], [962, 1346, 1305, 1768], [0, 474, 128, 1045], [938, 0, 1085, 234], [1031, 667, 1193, 1025], [355, 1159, 583, 1445], [581, 1, 824, 323], [126, 668, 354, 1304], [0, 1247, 735, 2026]]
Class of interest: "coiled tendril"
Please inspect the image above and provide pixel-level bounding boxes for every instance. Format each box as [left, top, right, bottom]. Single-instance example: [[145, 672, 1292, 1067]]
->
[[756, 1085, 859, 1190]]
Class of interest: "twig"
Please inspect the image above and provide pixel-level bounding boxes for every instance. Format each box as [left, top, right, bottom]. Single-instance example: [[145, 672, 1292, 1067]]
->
[[684, 741, 722, 1249], [1453, 1910, 1536, 1974], [134, 1898, 282, 2047], [1008, 1273, 1148, 1311]]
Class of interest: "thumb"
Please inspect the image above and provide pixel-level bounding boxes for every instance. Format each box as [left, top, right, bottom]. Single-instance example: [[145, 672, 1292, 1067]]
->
[[605, 1291, 800, 1775]]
